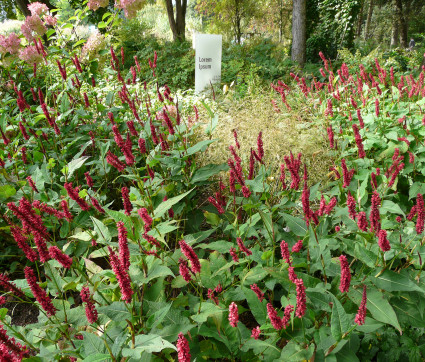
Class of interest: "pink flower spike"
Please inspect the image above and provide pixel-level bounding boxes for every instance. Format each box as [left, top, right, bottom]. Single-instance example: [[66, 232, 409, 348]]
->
[[280, 240, 291, 265], [176, 333, 191, 362], [251, 326, 261, 339], [179, 240, 201, 274], [267, 303, 283, 330], [228, 302, 238, 327], [237, 237, 252, 256], [250, 284, 264, 301], [292, 240, 303, 253]]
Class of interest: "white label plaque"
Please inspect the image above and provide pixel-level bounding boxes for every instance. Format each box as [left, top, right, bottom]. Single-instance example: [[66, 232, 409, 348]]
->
[[195, 33, 222, 94]]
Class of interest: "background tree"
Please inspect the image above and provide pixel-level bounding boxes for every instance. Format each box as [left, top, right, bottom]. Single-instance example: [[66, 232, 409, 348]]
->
[[195, 0, 259, 44], [291, 0, 306, 66], [0, 0, 17, 21], [305, 0, 360, 62], [164, 0, 187, 42]]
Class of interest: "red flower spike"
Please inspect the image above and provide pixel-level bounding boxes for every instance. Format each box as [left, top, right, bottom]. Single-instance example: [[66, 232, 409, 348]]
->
[[237, 237, 252, 256], [64, 182, 90, 211], [48, 246, 72, 269], [416, 193, 424, 234], [179, 258, 192, 282], [339, 255, 351, 293], [24, 266, 57, 316], [378, 229, 391, 252], [116, 222, 130, 271], [229, 247, 239, 262], [280, 240, 291, 265], [354, 285, 367, 325], [80, 286, 98, 324], [370, 191, 381, 233], [84, 172, 94, 188], [347, 191, 357, 219], [108, 247, 133, 303], [121, 187, 132, 216], [295, 278, 306, 318], [106, 151, 126, 172]]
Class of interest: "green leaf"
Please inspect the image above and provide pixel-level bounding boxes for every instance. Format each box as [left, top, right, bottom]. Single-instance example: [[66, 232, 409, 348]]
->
[[105, 209, 134, 238], [370, 270, 425, 293], [153, 188, 194, 219], [282, 213, 307, 237], [147, 304, 172, 330], [191, 302, 223, 323], [97, 302, 131, 321], [381, 200, 405, 217], [354, 244, 377, 268], [60, 93, 70, 114], [67, 156, 90, 178], [241, 338, 280, 354], [73, 39, 86, 48], [259, 210, 273, 240], [0, 185, 16, 199], [205, 114, 219, 135], [306, 288, 332, 312], [82, 354, 110, 362], [348, 288, 401, 333], [331, 297, 350, 341], [242, 286, 267, 325], [276, 340, 314, 361], [90, 216, 112, 244], [191, 163, 229, 183], [121, 334, 176, 358], [198, 240, 234, 253], [186, 140, 216, 156], [81, 332, 107, 355]]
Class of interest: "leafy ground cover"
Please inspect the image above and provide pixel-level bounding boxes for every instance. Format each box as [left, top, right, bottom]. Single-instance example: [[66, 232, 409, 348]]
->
[[2, 2, 425, 362]]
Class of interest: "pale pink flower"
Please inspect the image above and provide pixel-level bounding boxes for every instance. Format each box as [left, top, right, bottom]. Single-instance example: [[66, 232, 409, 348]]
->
[[88, 0, 109, 11], [22, 15, 47, 41], [44, 15, 58, 26], [115, 0, 145, 19], [19, 45, 43, 65], [28, 2, 49, 16], [0, 33, 21, 55]]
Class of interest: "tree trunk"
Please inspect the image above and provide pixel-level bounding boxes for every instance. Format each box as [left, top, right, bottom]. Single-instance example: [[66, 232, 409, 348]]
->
[[364, 0, 374, 39], [390, 3, 399, 49], [395, 0, 407, 47], [164, 0, 187, 42], [279, 0, 284, 42], [356, 0, 364, 38], [15, 0, 31, 17], [291, 0, 306, 67]]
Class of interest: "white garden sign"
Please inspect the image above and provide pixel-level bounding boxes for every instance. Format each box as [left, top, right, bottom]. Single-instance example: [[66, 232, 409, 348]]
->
[[194, 33, 222, 94]]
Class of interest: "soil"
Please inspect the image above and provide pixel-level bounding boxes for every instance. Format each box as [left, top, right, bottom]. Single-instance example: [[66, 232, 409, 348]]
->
[[3, 299, 39, 326]]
